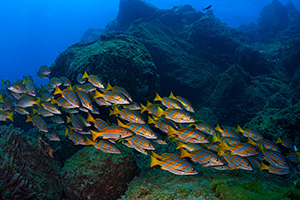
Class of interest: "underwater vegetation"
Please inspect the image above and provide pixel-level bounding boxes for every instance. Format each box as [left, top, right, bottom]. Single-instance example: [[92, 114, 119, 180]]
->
[[1, 0, 300, 199]]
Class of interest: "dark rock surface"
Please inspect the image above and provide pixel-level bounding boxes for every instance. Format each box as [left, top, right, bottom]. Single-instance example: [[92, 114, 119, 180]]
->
[[80, 28, 104, 43], [50, 32, 160, 103], [62, 146, 137, 200], [0, 125, 62, 200]]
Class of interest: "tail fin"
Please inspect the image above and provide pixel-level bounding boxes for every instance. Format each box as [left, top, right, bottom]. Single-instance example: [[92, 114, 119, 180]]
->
[[82, 71, 89, 79], [154, 93, 162, 102], [150, 156, 160, 167], [235, 124, 243, 133]]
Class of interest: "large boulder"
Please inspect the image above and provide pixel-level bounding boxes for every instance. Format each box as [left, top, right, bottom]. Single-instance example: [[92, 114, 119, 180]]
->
[[208, 66, 291, 125], [50, 32, 160, 103], [0, 124, 62, 200], [62, 146, 137, 200]]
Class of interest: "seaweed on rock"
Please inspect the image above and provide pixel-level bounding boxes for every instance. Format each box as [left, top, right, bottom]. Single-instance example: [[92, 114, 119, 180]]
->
[[0, 125, 35, 200]]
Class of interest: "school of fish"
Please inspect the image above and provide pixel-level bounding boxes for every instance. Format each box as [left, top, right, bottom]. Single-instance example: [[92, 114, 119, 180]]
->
[[0, 65, 299, 176]]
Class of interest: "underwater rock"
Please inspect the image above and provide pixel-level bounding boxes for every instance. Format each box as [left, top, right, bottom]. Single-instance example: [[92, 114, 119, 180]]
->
[[237, 23, 259, 44], [62, 146, 137, 200], [105, 0, 244, 102], [50, 32, 160, 103], [80, 28, 104, 44], [257, 0, 300, 43], [245, 101, 300, 143], [123, 165, 300, 200], [0, 124, 62, 200], [235, 45, 273, 76], [209, 66, 291, 125]]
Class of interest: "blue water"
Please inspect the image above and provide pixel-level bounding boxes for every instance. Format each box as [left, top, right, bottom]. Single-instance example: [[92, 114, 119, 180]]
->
[[0, 0, 299, 87]]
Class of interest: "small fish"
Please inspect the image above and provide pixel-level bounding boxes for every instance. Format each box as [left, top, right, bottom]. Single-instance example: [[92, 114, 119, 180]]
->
[[123, 135, 155, 150], [122, 101, 141, 110], [248, 138, 281, 152], [2, 97, 12, 111], [147, 116, 178, 133], [65, 128, 86, 145], [45, 129, 60, 141], [276, 137, 294, 148], [150, 155, 198, 175], [218, 151, 253, 171], [82, 71, 105, 90], [236, 125, 263, 142], [220, 141, 258, 157], [203, 5, 212, 11], [42, 102, 61, 114], [33, 107, 54, 117], [180, 148, 223, 167], [259, 144, 288, 168], [86, 113, 109, 131], [106, 82, 132, 102], [51, 97, 77, 109], [86, 137, 121, 154], [152, 152, 181, 160], [189, 121, 215, 135], [52, 116, 64, 124], [67, 115, 83, 131], [94, 97, 112, 106], [79, 107, 89, 113], [41, 92, 53, 102], [49, 77, 62, 88], [260, 162, 291, 175], [14, 106, 30, 115], [212, 134, 241, 146], [23, 79, 36, 96], [37, 137, 54, 158], [157, 107, 195, 123], [117, 119, 157, 139], [75, 83, 96, 93], [153, 138, 168, 145], [154, 93, 183, 110], [16, 96, 40, 108], [169, 92, 194, 113], [176, 141, 204, 152], [76, 90, 93, 111], [246, 156, 262, 169], [77, 73, 86, 84], [26, 115, 48, 132], [64, 108, 79, 114], [37, 65, 51, 76], [7, 83, 27, 94], [91, 125, 133, 141], [286, 151, 300, 163], [140, 101, 162, 116], [110, 106, 145, 124], [10, 92, 25, 100], [54, 86, 80, 108], [168, 126, 209, 144], [76, 114, 92, 127], [122, 140, 149, 155], [94, 90, 130, 105], [0, 111, 13, 122], [215, 125, 240, 140], [1, 79, 10, 87], [59, 76, 71, 86]]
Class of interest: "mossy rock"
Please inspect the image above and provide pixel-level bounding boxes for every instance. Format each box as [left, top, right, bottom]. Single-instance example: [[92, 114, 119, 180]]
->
[[62, 146, 137, 200]]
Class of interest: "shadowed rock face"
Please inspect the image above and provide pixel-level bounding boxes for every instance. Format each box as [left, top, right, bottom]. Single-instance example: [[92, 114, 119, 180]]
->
[[50, 32, 160, 103], [62, 146, 137, 200]]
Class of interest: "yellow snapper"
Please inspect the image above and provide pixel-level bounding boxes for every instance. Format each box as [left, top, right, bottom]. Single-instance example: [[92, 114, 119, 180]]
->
[[157, 107, 195, 123]]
